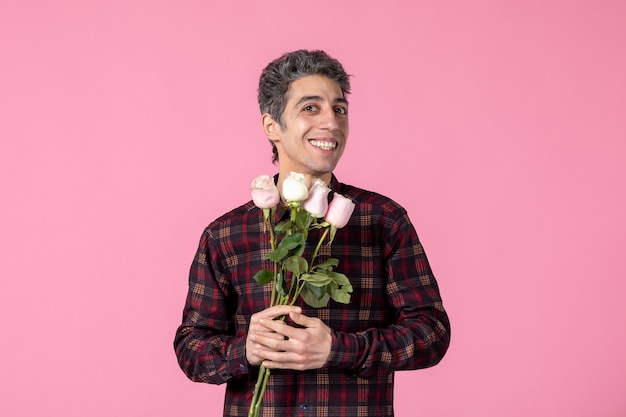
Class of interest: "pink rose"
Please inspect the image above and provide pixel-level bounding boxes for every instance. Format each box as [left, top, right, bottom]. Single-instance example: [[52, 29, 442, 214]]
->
[[325, 193, 355, 229], [302, 179, 331, 218], [251, 175, 280, 209]]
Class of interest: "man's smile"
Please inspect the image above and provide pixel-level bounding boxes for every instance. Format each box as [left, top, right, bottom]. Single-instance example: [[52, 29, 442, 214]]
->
[[309, 139, 338, 150]]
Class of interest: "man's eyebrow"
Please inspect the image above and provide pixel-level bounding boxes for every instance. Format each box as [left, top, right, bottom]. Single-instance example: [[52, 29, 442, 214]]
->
[[293, 95, 349, 108]]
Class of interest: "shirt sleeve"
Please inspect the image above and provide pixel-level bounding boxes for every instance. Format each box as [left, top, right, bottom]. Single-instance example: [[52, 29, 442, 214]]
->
[[325, 209, 451, 379], [173, 228, 250, 384]]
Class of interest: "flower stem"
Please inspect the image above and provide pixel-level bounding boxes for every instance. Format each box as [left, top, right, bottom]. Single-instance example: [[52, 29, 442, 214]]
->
[[249, 312, 288, 416], [309, 227, 330, 271], [291, 280, 306, 304], [249, 365, 270, 417], [267, 214, 279, 307]]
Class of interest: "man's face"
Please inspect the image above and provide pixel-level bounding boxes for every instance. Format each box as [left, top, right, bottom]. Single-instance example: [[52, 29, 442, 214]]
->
[[268, 74, 349, 183]]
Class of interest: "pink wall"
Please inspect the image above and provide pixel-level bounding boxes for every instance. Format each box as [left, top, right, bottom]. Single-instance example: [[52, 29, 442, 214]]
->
[[1, 1, 625, 416]]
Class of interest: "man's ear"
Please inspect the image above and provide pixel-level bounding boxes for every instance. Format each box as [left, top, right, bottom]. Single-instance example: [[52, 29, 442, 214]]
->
[[262, 113, 281, 141]]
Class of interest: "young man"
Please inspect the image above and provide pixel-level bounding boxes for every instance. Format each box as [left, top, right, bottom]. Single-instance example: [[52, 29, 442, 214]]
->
[[174, 50, 451, 417]]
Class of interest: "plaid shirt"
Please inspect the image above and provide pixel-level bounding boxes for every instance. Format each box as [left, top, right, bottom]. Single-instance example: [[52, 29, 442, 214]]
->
[[174, 176, 450, 417]]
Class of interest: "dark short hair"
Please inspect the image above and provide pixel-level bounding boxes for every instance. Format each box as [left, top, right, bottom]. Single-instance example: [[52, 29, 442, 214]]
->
[[258, 50, 351, 163]]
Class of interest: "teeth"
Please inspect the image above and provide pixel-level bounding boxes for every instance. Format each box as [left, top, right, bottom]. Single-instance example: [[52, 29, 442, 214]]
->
[[309, 140, 337, 150]]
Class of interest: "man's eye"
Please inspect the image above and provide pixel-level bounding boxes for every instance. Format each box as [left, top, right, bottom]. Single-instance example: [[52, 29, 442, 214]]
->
[[335, 107, 348, 115], [303, 105, 318, 112]]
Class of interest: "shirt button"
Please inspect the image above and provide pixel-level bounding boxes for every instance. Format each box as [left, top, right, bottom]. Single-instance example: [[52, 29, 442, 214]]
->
[[299, 403, 308, 411]]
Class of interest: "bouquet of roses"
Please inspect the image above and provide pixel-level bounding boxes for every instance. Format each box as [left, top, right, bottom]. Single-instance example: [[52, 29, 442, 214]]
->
[[248, 172, 355, 417]]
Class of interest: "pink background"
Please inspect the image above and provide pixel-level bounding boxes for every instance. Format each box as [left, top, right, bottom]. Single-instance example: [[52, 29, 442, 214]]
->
[[1, 1, 625, 416]]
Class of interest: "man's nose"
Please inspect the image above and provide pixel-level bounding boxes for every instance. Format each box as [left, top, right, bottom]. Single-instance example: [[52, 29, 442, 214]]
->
[[318, 108, 339, 130]]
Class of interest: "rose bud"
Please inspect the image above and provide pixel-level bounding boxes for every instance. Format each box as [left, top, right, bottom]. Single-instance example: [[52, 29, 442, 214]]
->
[[251, 175, 280, 209], [325, 193, 355, 229], [302, 179, 331, 218]]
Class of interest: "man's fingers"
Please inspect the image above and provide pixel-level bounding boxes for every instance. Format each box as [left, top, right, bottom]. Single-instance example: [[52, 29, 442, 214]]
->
[[251, 312, 331, 371], [258, 317, 300, 340], [253, 305, 301, 321], [254, 330, 286, 341], [247, 306, 300, 365], [289, 311, 316, 327]]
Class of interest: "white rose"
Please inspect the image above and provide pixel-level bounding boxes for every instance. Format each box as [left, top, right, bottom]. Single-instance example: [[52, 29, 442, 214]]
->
[[282, 172, 309, 202]]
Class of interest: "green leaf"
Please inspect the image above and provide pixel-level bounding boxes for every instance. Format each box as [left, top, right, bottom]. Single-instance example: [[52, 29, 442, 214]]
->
[[277, 233, 305, 257], [329, 225, 337, 244], [285, 256, 308, 275], [253, 269, 274, 285], [330, 287, 351, 304], [267, 233, 305, 262], [280, 233, 305, 250], [295, 209, 312, 231], [305, 282, 325, 298], [300, 283, 331, 308], [275, 271, 287, 296], [328, 271, 353, 292], [313, 258, 339, 271], [284, 233, 306, 257], [274, 220, 292, 234], [299, 272, 332, 287], [266, 246, 288, 263]]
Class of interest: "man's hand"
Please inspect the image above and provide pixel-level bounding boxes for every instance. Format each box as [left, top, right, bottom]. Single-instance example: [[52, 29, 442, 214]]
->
[[246, 306, 332, 371], [245, 305, 301, 366]]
